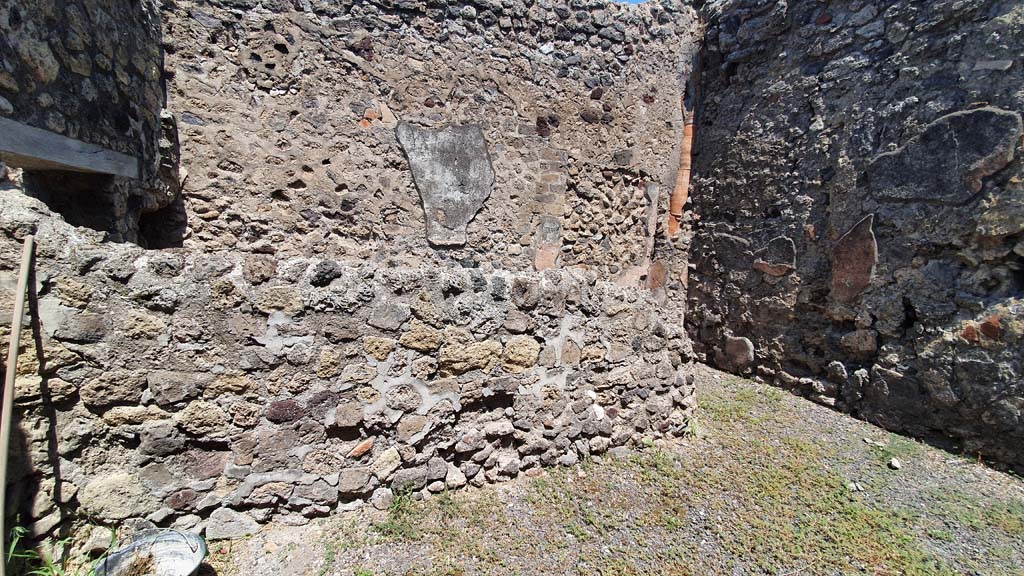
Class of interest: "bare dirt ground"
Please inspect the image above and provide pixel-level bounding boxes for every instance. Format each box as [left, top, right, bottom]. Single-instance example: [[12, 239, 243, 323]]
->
[[202, 365, 1024, 576]]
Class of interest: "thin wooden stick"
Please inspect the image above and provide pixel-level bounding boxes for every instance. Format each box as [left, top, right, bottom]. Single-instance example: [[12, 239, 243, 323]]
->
[[0, 234, 34, 576]]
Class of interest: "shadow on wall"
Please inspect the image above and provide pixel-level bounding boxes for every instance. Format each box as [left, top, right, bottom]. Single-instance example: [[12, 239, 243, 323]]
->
[[16, 170, 187, 249], [3, 255, 69, 566], [684, 0, 1024, 472], [12, 110, 187, 249], [137, 194, 188, 250]]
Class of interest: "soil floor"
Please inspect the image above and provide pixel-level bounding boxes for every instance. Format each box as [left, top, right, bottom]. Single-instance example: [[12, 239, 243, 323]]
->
[[201, 365, 1024, 576]]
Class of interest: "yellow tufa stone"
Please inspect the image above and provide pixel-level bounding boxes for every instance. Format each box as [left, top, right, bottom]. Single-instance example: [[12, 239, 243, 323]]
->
[[363, 336, 396, 361], [581, 345, 606, 364], [14, 374, 42, 399], [316, 346, 345, 378], [121, 310, 167, 339], [16, 341, 40, 375], [175, 401, 228, 436], [254, 285, 304, 314], [206, 374, 256, 398], [211, 279, 244, 309], [357, 386, 381, 404], [56, 276, 94, 308], [502, 335, 541, 372], [439, 328, 502, 376], [102, 405, 170, 426], [398, 319, 443, 352]]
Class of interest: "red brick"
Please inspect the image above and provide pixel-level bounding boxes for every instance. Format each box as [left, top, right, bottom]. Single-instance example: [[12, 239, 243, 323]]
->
[[979, 315, 1002, 340]]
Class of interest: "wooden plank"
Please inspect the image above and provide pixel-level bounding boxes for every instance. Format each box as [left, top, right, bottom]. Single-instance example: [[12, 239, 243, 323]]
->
[[0, 117, 140, 178]]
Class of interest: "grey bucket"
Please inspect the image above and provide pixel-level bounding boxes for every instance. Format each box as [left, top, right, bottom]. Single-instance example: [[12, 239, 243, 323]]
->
[[92, 529, 207, 576]]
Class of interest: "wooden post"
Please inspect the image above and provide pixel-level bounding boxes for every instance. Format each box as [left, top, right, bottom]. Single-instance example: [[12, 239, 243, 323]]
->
[[0, 235, 34, 576]]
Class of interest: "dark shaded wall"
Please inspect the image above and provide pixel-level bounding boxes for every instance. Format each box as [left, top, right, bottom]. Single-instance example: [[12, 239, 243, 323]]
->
[[0, 0, 165, 176], [0, 0, 183, 246], [688, 0, 1024, 469]]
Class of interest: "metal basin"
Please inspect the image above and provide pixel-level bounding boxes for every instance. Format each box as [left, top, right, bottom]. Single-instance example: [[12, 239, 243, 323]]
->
[[92, 529, 207, 576]]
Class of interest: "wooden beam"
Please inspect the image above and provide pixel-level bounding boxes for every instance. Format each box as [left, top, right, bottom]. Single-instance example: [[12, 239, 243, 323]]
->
[[0, 117, 140, 179]]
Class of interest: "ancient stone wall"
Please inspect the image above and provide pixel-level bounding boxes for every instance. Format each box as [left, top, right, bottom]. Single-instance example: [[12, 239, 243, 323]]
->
[[688, 0, 1024, 469], [0, 0, 703, 541], [0, 0, 183, 247], [0, 0, 164, 167], [13, 0, 1023, 546], [1, 191, 694, 536], [162, 0, 700, 282]]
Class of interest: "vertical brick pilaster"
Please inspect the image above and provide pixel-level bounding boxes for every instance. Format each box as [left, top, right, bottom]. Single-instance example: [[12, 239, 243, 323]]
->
[[530, 146, 568, 271]]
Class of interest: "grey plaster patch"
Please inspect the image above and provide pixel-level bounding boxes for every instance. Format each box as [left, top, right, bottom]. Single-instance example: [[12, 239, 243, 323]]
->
[[396, 122, 495, 247]]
